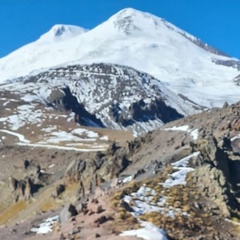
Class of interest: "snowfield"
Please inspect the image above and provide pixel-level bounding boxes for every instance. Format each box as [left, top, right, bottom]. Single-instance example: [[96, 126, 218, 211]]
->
[[0, 8, 239, 108]]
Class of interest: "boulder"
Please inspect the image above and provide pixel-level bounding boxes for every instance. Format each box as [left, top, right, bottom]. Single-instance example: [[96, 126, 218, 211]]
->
[[59, 204, 78, 224], [56, 184, 65, 197]]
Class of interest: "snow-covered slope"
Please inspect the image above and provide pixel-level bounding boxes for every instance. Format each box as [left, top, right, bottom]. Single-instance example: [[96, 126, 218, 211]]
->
[[0, 63, 200, 136], [0, 8, 240, 107], [39, 24, 87, 43]]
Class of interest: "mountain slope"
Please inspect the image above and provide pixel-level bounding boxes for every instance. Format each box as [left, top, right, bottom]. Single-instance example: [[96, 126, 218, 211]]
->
[[1, 98, 240, 240], [0, 63, 200, 137], [0, 8, 240, 107]]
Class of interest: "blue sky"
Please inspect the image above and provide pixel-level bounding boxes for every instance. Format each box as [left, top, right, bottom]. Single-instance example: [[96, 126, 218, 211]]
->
[[0, 0, 240, 58]]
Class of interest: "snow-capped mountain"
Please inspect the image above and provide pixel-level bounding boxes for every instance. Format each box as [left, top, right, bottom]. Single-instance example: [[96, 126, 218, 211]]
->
[[1, 8, 240, 107], [0, 63, 200, 136], [39, 24, 88, 43]]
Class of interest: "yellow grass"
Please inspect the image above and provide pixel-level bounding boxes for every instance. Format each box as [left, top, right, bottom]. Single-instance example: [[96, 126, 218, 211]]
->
[[0, 200, 26, 225], [40, 198, 56, 212], [139, 211, 163, 226], [63, 182, 79, 194], [112, 208, 140, 234], [39, 182, 79, 212]]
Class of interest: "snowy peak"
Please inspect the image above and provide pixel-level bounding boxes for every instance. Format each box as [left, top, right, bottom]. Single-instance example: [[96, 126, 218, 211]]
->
[[109, 8, 228, 57], [109, 7, 191, 37], [108, 8, 161, 35], [0, 8, 239, 108], [115, 7, 141, 17], [38, 24, 87, 43]]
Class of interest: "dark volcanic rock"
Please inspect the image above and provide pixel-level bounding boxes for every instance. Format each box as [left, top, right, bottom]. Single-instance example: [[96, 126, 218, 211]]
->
[[110, 98, 183, 127], [56, 184, 66, 197], [47, 86, 104, 128]]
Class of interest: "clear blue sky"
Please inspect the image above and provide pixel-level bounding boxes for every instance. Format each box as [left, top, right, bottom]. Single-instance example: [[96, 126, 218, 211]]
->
[[0, 0, 240, 58]]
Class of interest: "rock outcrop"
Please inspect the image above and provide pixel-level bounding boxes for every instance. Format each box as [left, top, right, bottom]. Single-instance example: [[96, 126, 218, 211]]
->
[[11, 177, 34, 201], [189, 135, 240, 218], [59, 204, 78, 224], [65, 142, 130, 199]]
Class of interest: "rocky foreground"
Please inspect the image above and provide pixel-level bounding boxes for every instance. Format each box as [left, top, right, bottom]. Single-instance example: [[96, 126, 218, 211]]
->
[[1, 102, 240, 239]]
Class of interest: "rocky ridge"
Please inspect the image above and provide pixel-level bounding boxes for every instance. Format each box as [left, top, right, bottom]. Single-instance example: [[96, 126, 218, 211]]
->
[[0, 63, 200, 137], [1, 102, 240, 239]]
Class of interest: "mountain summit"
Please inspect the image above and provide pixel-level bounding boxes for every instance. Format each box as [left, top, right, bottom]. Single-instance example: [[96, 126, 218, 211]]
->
[[0, 8, 240, 107], [108, 8, 156, 34], [38, 24, 87, 43]]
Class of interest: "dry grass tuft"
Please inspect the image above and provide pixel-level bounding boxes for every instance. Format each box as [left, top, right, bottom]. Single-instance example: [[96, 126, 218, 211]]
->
[[112, 207, 140, 234], [109, 182, 143, 233], [110, 181, 140, 209], [0, 200, 26, 225], [139, 211, 163, 226]]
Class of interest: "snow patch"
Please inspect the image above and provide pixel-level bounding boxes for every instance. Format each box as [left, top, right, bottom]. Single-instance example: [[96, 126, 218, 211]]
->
[[165, 125, 199, 141], [0, 129, 30, 143], [163, 152, 200, 188], [31, 215, 59, 234], [17, 142, 106, 152], [120, 221, 168, 240], [99, 135, 109, 141], [122, 175, 134, 184], [231, 134, 240, 142]]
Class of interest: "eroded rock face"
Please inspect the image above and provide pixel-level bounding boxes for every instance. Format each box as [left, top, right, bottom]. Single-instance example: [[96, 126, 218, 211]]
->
[[9, 163, 52, 202], [11, 177, 34, 201], [46, 86, 105, 127], [5, 101, 240, 239], [65, 143, 130, 199], [65, 159, 87, 184], [102, 102, 240, 239], [109, 98, 183, 127], [190, 136, 240, 218]]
